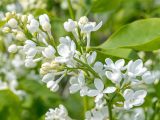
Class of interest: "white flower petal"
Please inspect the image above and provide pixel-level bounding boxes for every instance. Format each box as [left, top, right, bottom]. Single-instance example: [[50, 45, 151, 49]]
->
[[123, 89, 134, 100], [115, 59, 125, 69], [103, 87, 116, 94], [57, 44, 70, 57], [93, 21, 103, 31], [94, 79, 104, 91], [87, 90, 99, 97], [69, 84, 80, 93], [134, 90, 147, 99]]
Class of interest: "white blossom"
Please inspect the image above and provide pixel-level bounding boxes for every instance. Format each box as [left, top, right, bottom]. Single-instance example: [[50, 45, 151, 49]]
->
[[55, 36, 76, 63], [8, 44, 18, 53], [69, 72, 88, 96], [39, 14, 51, 32], [8, 18, 18, 28], [123, 89, 147, 110], [127, 59, 147, 80], [27, 18, 39, 34], [64, 19, 76, 32], [105, 58, 125, 85], [42, 45, 56, 58], [45, 104, 72, 120], [88, 79, 116, 102], [85, 106, 108, 120], [142, 71, 155, 84]]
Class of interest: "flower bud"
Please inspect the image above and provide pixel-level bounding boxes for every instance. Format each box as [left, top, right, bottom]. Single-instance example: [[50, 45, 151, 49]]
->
[[8, 18, 18, 28], [5, 12, 12, 20], [47, 81, 59, 92], [42, 22, 51, 32], [64, 19, 76, 32], [42, 73, 54, 83], [16, 31, 26, 41], [8, 44, 18, 53], [2, 27, 10, 33], [51, 61, 59, 69], [21, 15, 27, 23], [41, 62, 51, 71], [78, 16, 88, 26]]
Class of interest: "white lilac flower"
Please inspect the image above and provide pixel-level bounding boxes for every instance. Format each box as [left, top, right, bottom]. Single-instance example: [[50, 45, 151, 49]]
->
[[118, 108, 145, 120], [27, 18, 39, 34], [7, 18, 18, 28], [42, 45, 56, 58], [45, 104, 72, 120], [64, 19, 78, 40], [42, 72, 65, 92], [88, 79, 116, 102], [123, 89, 147, 110], [78, 16, 102, 48], [69, 72, 88, 96], [55, 36, 76, 63], [142, 71, 155, 84], [15, 31, 26, 41], [8, 44, 18, 53], [127, 59, 147, 80], [85, 106, 108, 120], [24, 58, 36, 68], [23, 40, 36, 53], [42, 73, 59, 92], [64, 19, 76, 32], [25, 47, 37, 58], [93, 61, 105, 76], [39, 14, 51, 32], [105, 58, 125, 85]]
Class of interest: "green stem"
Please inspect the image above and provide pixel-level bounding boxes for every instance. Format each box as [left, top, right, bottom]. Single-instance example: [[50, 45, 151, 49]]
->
[[73, 57, 101, 79], [107, 100, 113, 120], [67, 0, 75, 20]]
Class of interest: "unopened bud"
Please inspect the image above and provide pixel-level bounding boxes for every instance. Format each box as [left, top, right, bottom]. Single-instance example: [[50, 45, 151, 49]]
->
[[16, 31, 26, 41], [8, 18, 18, 28], [2, 27, 10, 33], [8, 44, 18, 53]]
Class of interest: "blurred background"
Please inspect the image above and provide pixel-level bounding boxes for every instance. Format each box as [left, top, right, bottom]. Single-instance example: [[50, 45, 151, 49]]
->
[[0, 0, 160, 120]]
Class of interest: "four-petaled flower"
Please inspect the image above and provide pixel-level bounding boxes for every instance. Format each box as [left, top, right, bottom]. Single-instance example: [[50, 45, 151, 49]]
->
[[88, 79, 116, 102], [123, 89, 147, 110], [69, 72, 88, 96]]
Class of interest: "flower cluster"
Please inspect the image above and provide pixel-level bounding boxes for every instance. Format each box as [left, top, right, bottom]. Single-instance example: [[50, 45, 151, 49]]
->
[[45, 105, 72, 120], [2, 12, 156, 120]]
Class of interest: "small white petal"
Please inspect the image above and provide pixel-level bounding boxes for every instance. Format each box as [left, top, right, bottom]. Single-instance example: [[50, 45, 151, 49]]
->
[[87, 90, 99, 97], [93, 21, 102, 31], [103, 87, 116, 94], [123, 89, 134, 100], [94, 79, 104, 91]]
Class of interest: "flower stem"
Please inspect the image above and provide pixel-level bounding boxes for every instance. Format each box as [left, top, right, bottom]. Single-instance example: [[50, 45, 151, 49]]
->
[[107, 100, 113, 120], [67, 0, 75, 20]]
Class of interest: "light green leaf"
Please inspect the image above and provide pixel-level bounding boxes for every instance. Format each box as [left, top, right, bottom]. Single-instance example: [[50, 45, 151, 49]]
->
[[94, 48, 139, 62], [100, 18, 160, 51], [91, 0, 121, 13], [0, 20, 6, 27]]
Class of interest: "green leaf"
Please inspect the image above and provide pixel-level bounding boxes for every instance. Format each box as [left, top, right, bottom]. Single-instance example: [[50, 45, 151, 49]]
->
[[94, 48, 139, 62], [91, 0, 121, 13], [0, 20, 6, 27], [100, 18, 160, 51], [0, 90, 21, 120]]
